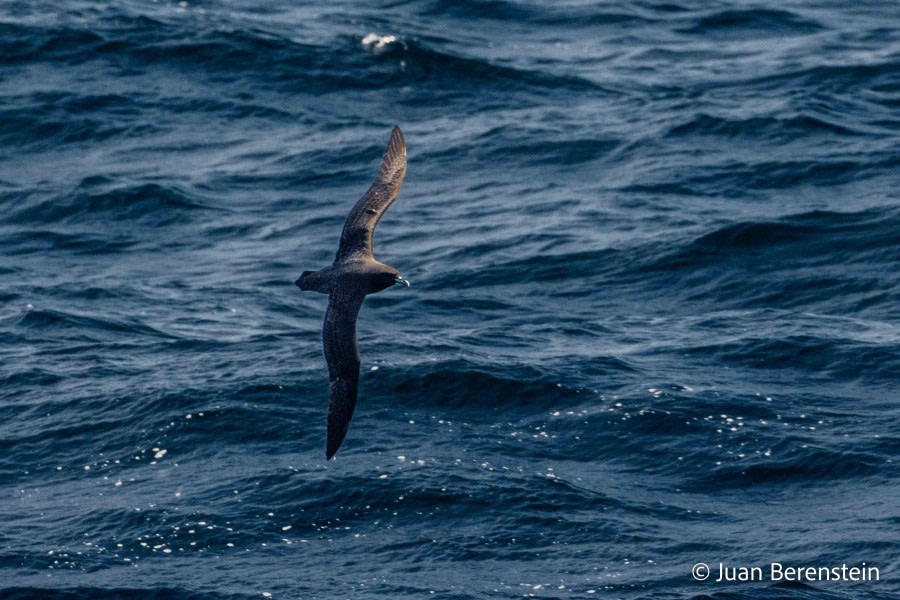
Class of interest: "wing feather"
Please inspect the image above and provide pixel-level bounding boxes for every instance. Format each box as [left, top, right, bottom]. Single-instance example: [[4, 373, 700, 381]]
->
[[322, 287, 365, 459], [335, 126, 407, 260]]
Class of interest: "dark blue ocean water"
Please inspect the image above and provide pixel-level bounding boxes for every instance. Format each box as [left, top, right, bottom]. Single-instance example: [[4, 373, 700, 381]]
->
[[1, 1, 899, 598]]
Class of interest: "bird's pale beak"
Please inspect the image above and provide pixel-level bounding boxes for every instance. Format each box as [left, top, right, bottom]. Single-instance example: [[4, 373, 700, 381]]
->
[[394, 276, 410, 287]]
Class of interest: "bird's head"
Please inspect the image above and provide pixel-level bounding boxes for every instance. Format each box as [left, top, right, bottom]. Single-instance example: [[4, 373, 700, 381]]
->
[[370, 269, 410, 294]]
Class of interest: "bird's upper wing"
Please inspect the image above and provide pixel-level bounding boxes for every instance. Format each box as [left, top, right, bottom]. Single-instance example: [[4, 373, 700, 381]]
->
[[335, 126, 407, 260], [322, 286, 366, 459]]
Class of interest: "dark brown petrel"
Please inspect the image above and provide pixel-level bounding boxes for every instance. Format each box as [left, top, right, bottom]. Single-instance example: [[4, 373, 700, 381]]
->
[[295, 126, 410, 459]]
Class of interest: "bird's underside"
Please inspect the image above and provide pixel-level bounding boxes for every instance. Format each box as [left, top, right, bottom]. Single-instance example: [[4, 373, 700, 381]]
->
[[296, 126, 408, 459]]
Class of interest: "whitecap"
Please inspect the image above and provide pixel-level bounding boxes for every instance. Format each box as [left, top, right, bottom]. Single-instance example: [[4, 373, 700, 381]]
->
[[361, 33, 397, 51]]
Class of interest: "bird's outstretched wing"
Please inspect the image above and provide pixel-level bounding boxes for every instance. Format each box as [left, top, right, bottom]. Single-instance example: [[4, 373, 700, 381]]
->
[[322, 287, 366, 459], [335, 126, 407, 260]]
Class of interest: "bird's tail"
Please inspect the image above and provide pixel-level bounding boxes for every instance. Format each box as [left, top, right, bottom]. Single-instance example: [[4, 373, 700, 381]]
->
[[296, 270, 329, 294]]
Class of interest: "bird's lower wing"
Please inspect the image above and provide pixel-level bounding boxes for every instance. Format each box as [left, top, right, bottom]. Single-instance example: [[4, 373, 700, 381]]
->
[[322, 289, 365, 459]]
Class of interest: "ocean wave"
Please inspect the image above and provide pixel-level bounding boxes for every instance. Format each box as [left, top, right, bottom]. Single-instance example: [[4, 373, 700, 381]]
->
[[0, 18, 599, 100], [430, 247, 620, 289], [633, 207, 900, 315], [0, 107, 131, 150], [5, 183, 209, 227], [442, 130, 621, 168], [729, 59, 900, 95], [0, 21, 105, 64], [688, 446, 887, 491], [372, 359, 608, 409], [626, 155, 897, 196], [682, 334, 899, 382], [421, 0, 652, 27], [0, 589, 253, 600], [681, 207, 899, 256], [13, 307, 175, 337], [0, 229, 136, 255], [678, 8, 823, 37], [665, 112, 864, 141]]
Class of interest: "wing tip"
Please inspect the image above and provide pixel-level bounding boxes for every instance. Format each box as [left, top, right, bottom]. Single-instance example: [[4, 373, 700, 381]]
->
[[378, 125, 407, 183], [326, 377, 355, 460], [326, 432, 345, 460], [388, 125, 406, 158]]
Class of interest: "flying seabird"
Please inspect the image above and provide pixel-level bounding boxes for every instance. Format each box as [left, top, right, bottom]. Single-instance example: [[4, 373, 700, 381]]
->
[[295, 126, 410, 460]]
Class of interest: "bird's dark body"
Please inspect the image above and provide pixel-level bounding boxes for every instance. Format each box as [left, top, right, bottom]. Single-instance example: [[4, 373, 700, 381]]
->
[[298, 261, 400, 296], [295, 127, 409, 459]]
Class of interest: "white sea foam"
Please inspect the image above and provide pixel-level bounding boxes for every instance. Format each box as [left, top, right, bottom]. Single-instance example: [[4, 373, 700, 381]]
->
[[361, 33, 396, 50]]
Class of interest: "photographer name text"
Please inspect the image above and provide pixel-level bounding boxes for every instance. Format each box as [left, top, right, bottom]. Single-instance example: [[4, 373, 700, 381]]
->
[[692, 562, 879, 583]]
